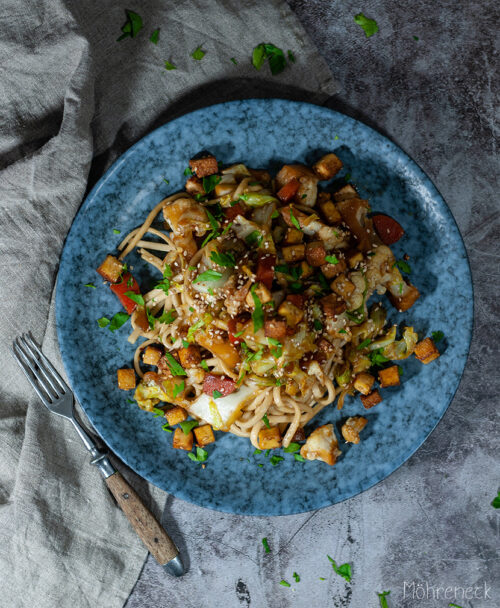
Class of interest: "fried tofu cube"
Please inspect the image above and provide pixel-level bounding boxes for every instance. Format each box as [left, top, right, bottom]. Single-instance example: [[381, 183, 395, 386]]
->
[[414, 337, 440, 364], [282, 244, 305, 263], [165, 406, 188, 426], [378, 365, 401, 387], [300, 260, 314, 279], [185, 176, 205, 195], [331, 274, 356, 299], [193, 424, 215, 447], [291, 426, 306, 442], [348, 251, 364, 268], [313, 153, 343, 180], [320, 257, 346, 279], [278, 300, 304, 326], [319, 293, 347, 318], [264, 319, 287, 341], [173, 427, 193, 450], [305, 241, 327, 267], [300, 424, 341, 465], [284, 227, 303, 245], [285, 379, 299, 396], [333, 184, 358, 202], [388, 283, 421, 312], [360, 389, 382, 409], [341, 416, 368, 444], [189, 155, 218, 178], [258, 426, 282, 449], [318, 198, 342, 225], [97, 255, 124, 283], [246, 282, 272, 308], [354, 372, 375, 395], [117, 368, 136, 390], [142, 345, 162, 366], [178, 345, 202, 368]]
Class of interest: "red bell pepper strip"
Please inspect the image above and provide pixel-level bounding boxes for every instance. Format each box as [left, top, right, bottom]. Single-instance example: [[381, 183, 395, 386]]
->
[[277, 177, 300, 203], [256, 254, 276, 290]]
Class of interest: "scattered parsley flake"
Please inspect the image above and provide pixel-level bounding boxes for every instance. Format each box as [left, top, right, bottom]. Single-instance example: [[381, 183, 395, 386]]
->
[[194, 269, 223, 284], [293, 572, 300, 582], [124, 291, 144, 306], [253, 449, 262, 455], [377, 591, 391, 608], [127, 276, 133, 287], [164, 60, 177, 71], [313, 319, 323, 331], [180, 419, 199, 435], [191, 46, 206, 60], [413, 35, 419, 41], [284, 442, 301, 453], [200, 360, 209, 371], [354, 13, 379, 38], [262, 537, 271, 553], [369, 348, 390, 367], [162, 423, 173, 433], [325, 254, 339, 264], [117, 10, 143, 42], [339, 329, 347, 334], [491, 491, 500, 509], [319, 577, 326, 581], [271, 210, 279, 219], [152, 407, 164, 417], [127, 398, 135, 404], [150, 29, 159, 44], [158, 309, 177, 324], [245, 230, 263, 247], [184, 167, 193, 176], [212, 389, 223, 399], [257, 463, 264, 468], [394, 259, 411, 274], [334, 135, 339, 140], [210, 250, 236, 268], [251, 285, 264, 333], [264, 449, 270, 457], [357, 338, 372, 350], [203, 175, 221, 194], [230, 57, 238, 65], [85, 283, 96, 289], [270, 455, 284, 466], [113, 229, 121, 234], [327, 556, 352, 582], [164, 352, 187, 376], [294, 454, 306, 462], [252, 42, 287, 75], [279, 580, 291, 587], [288, 50, 296, 63], [262, 413, 270, 428], [102, 312, 129, 332], [188, 446, 208, 462], [289, 207, 301, 230], [431, 330, 444, 343], [163, 178, 169, 184]]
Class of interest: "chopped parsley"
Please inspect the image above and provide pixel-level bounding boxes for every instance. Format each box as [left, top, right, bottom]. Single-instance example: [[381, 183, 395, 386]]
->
[[252, 43, 287, 75], [293, 572, 300, 582], [202, 174, 221, 194], [184, 166, 193, 176], [284, 442, 301, 453], [270, 455, 284, 466], [230, 57, 238, 65], [413, 35, 419, 41], [200, 360, 210, 371], [319, 577, 326, 581], [164, 61, 177, 70], [327, 556, 352, 582], [377, 591, 391, 608], [150, 28, 159, 44], [369, 348, 390, 367], [124, 291, 144, 306], [163, 178, 169, 185], [271, 209, 279, 219], [162, 423, 173, 433], [245, 230, 263, 247], [354, 13, 379, 38], [431, 330, 444, 343], [357, 338, 372, 350], [251, 285, 264, 333], [313, 319, 323, 331], [113, 228, 121, 234], [146, 307, 156, 330], [212, 390, 223, 399], [85, 283, 96, 288], [98, 312, 130, 331], [193, 269, 223, 284], [491, 491, 500, 509], [187, 319, 205, 342], [172, 381, 185, 399], [180, 419, 199, 435], [210, 250, 236, 268], [325, 254, 339, 264], [158, 309, 177, 324], [164, 353, 187, 376], [191, 46, 206, 60], [117, 10, 143, 42], [97, 317, 110, 328], [188, 447, 208, 462], [253, 449, 262, 455], [155, 265, 173, 294], [152, 407, 164, 418], [289, 207, 301, 230], [288, 50, 296, 63], [294, 454, 306, 462], [279, 580, 291, 588], [394, 259, 411, 274], [262, 414, 271, 428], [339, 329, 347, 334], [127, 398, 135, 404], [262, 537, 271, 553]]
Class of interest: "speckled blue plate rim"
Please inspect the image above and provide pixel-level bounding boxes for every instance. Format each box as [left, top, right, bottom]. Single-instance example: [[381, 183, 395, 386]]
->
[[56, 98, 473, 516]]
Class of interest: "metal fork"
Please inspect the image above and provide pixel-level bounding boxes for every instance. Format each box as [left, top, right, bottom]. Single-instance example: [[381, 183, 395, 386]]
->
[[12, 332, 184, 577]]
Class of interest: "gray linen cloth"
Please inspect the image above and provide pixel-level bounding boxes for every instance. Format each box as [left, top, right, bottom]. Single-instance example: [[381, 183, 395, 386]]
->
[[0, 2, 338, 606]]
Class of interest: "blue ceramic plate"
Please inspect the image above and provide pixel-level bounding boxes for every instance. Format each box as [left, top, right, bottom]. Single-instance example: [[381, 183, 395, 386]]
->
[[56, 99, 473, 516]]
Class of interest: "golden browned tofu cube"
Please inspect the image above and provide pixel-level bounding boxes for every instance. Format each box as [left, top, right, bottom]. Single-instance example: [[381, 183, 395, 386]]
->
[[298, 261, 313, 279], [319, 293, 347, 318], [361, 389, 382, 409], [331, 274, 355, 299], [414, 337, 440, 364], [348, 251, 364, 268], [333, 184, 358, 202], [185, 176, 205, 195], [165, 406, 188, 426], [193, 424, 215, 447], [278, 300, 304, 326], [214, 182, 235, 197], [178, 345, 202, 368], [300, 424, 341, 465], [97, 254, 124, 283], [378, 365, 401, 387], [320, 257, 347, 279], [258, 426, 282, 449], [172, 427, 193, 451], [341, 416, 368, 444], [388, 284, 421, 312], [282, 243, 305, 263], [142, 345, 162, 366], [245, 282, 272, 307], [305, 241, 327, 267], [284, 228, 303, 245], [285, 379, 299, 396], [117, 368, 136, 390], [189, 155, 218, 178], [318, 198, 342, 225], [354, 372, 375, 395], [313, 153, 343, 180]]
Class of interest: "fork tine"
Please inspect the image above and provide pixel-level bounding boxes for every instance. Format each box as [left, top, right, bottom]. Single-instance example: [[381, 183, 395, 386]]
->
[[17, 335, 61, 400], [12, 342, 53, 407], [25, 332, 68, 393]]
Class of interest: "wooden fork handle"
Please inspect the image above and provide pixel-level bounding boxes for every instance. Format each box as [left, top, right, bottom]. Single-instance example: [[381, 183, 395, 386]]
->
[[105, 471, 178, 565]]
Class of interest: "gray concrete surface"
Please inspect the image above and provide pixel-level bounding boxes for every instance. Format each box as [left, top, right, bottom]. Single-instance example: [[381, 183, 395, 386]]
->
[[125, 1, 499, 606]]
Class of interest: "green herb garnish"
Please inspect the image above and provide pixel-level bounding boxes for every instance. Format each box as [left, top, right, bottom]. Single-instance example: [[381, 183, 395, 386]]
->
[[253, 449, 262, 455], [117, 10, 143, 42], [369, 348, 390, 367], [164, 353, 187, 376], [184, 167, 193, 176], [262, 414, 270, 428], [252, 43, 287, 75], [85, 283, 96, 288], [288, 50, 296, 63], [193, 269, 223, 284], [187, 319, 205, 342], [431, 330, 444, 343], [149, 28, 160, 44], [284, 443, 300, 453], [251, 285, 264, 333], [162, 423, 173, 433], [164, 60, 177, 71], [210, 250, 236, 268], [245, 230, 263, 247], [413, 35, 419, 41], [152, 407, 164, 417], [354, 13, 379, 38], [124, 291, 144, 306], [293, 572, 300, 582], [230, 57, 238, 64], [188, 446, 208, 462], [394, 259, 411, 274], [262, 537, 271, 553], [158, 309, 177, 324], [339, 329, 347, 334], [357, 338, 372, 350], [289, 207, 301, 230], [313, 319, 323, 331], [98, 317, 110, 328], [172, 381, 185, 399], [200, 360, 209, 371], [377, 591, 391, 608], [327, 556, 352, 582], [127, 398, 135, 404], [294, 454, 306, 462], [270, 455, 284, 466], [191, 46, 206, 60], [113, 229, 121, 234], [212, 390, 223, 399], [279, 580, 291, 587], [203, 174, 221, 194], [325, 254, 339, 264], [491, 491, 500, 509], [180, 419, 199, 434]]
